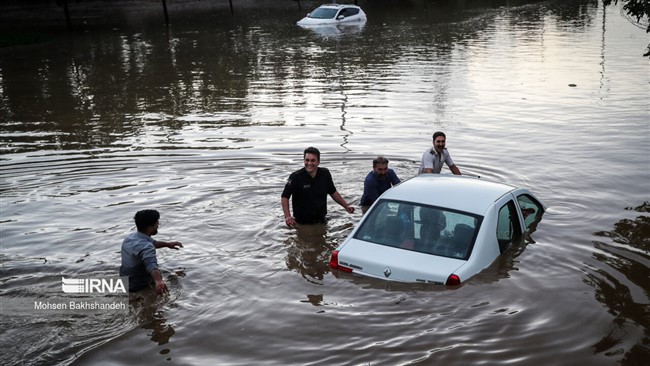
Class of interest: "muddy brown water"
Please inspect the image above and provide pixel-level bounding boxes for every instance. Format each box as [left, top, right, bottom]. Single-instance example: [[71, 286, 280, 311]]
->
[[1, 0, 648, 365]]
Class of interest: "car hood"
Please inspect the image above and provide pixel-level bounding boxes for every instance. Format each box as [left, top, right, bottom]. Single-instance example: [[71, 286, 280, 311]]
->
[[336, 238, 466, 284], [297, 17, 338, 26]]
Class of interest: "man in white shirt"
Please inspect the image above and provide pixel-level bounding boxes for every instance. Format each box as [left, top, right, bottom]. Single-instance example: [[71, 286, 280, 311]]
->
[[419, 131, 462, 175]]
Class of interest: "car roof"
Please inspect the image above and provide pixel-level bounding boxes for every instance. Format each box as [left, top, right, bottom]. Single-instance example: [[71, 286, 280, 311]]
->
[[316, 4, 360, 9], [379, 175, 517, 216]]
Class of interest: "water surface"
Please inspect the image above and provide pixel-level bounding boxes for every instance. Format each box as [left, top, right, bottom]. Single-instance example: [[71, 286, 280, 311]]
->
[[1, 0, 648, 365]]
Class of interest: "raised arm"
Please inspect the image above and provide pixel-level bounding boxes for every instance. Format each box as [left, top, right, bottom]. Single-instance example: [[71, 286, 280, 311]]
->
[[154, 240, 183, 250]]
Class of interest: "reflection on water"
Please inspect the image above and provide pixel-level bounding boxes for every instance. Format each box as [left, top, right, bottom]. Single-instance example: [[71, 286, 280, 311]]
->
[[1, 0, 649, 365], [594, 202, 650, 250], [131, 292, 176, 346], [298, 22, 367, 38], [3, 0, 611, 154], [284, 223, 332, 284], [589, 202, 649, 364]]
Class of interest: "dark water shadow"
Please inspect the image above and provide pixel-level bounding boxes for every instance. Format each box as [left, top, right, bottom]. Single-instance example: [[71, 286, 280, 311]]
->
[[586, 202, 650, 365], [284, 223, 334, 285]]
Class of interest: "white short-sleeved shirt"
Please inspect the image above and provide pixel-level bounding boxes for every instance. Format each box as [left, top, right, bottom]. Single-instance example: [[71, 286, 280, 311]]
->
[[419, 148, 454, 174]]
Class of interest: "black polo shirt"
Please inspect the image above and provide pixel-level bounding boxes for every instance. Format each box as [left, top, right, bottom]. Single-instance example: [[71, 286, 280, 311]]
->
[[281, 167, 337, 224]]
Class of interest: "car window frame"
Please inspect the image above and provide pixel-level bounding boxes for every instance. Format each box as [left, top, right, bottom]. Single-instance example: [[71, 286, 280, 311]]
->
[[339, 7, 359, 18], [515, 193, 545, 231]]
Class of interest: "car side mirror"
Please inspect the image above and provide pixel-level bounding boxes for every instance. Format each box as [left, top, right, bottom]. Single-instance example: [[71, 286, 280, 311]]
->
[[306, 12, 311, 17], [337, 15, 345, 20]]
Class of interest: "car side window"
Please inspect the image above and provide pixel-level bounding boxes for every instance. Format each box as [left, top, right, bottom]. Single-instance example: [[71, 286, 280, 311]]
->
[[339, 8, 359, 18], [496, 200, 522, 253], [517, 194, 544, 230], [346, 8, 359, 16]]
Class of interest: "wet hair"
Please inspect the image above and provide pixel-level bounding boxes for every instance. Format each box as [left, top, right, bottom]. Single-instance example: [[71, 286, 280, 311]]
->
[[432, 131, 446, 140], [134, 209, 160, 232], [303, 146, 320, 161], [373, 156, 389, 167]]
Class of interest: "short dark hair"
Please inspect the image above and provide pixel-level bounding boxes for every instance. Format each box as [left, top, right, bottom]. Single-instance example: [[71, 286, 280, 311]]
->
[[373, 156, 389, 167], [303, 146, 320, 161], [432, 131, 446, 140], [134, 209, 160, 232]]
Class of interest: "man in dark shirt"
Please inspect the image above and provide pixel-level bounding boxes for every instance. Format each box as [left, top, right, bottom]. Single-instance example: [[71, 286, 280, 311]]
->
[[281, 147, 355, 227], [360, 156, 401, 208]]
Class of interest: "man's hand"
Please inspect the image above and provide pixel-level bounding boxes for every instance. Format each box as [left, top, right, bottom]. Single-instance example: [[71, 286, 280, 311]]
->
[[284, 216, 297, 228], [154, 240, 183, 249], [345, 206, 355, 214], [151, 269, 168, 295], [166, 241, 183, 250], [154, 279, 168, 294]]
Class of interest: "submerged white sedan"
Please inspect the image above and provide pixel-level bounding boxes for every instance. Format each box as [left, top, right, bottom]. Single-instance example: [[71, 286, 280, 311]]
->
[[330, 175, 545, 286], [297, 4, 367, 26]]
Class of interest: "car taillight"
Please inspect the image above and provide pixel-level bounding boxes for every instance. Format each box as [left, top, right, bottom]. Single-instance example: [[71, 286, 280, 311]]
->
[[329, 250, 352, 272], [446, 274, 461, 286], [329, 250, 339, 269]]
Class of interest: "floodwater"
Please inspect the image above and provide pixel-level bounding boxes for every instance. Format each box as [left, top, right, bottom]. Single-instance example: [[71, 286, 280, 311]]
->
[[0, 0, 648, 365]]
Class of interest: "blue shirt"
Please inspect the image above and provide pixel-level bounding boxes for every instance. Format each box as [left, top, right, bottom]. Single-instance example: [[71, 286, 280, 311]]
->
[[119, 231, 158, 292], [360, 169, 401, 206]]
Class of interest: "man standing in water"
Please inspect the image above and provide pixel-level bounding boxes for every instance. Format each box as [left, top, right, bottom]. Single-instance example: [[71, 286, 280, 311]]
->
[[360, 156, 401, 209], [281, 147, 355, 227], [120, 209, 183, 294], [419, 131, 462, 175]]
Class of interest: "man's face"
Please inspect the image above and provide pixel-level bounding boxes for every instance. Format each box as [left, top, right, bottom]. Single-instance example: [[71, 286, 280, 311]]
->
[[150, 220, 159, 236], [433, 136, 446, 153], [373, 163, 388, 179], [304, 153, 320, 174]]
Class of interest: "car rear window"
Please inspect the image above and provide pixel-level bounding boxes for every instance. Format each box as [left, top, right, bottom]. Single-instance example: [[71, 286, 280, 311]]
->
[[353, 200, 482, 260]]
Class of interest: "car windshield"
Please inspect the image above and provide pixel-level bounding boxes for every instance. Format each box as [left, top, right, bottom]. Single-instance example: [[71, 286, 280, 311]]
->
[[308, 8, 338, 19], [353, 200, 482, 260]]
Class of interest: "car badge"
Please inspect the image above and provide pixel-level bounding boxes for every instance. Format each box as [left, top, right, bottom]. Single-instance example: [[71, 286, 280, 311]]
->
[[383, 267, 391, 278]]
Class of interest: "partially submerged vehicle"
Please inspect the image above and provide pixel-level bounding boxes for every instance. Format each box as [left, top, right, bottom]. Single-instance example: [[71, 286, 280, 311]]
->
[[297, 4, 367, 26], [329, 175, 545, 286]]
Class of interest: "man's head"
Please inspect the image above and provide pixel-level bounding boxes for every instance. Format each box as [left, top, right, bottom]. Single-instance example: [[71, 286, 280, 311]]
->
[[134, 209, 160, 235], [372, 156, 389, 179], [303, 146, 321, 176], [432, 131, 447, 154]]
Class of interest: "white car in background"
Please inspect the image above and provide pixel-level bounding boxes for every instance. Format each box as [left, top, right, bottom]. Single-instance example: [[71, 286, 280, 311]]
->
[[329, 175, 546, 286], [297, 4, 367, 26]]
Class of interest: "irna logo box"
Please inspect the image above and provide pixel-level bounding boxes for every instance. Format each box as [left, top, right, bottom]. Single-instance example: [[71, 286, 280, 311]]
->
[[61, 277, 128, 294]]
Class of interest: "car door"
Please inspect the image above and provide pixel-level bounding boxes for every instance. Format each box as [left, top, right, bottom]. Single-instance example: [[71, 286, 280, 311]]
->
[[495, 198, 523, 253], [338, 7, 359, 22]]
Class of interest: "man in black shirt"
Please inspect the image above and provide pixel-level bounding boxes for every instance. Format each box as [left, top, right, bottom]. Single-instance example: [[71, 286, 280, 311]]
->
[[281, 147, 355, 227]]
